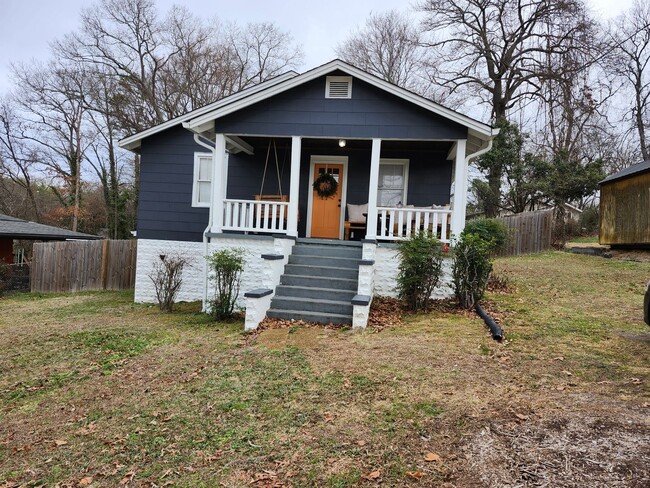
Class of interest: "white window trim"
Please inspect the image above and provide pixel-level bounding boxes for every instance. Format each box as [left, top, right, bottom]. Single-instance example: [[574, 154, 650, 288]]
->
[[325, 75, 353, 99], [378, 158, 409, 206], [192, 152, 212, 208]]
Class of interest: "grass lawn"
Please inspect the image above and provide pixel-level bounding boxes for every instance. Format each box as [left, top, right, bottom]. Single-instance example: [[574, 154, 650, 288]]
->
[[1, 252, 649, 487]]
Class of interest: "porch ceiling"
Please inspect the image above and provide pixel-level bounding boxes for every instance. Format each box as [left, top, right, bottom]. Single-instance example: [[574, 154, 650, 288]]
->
[[231, 136, 454, 154]]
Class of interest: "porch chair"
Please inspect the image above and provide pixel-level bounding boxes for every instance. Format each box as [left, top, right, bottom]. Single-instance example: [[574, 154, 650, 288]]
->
[[345, 203, 367, 240]]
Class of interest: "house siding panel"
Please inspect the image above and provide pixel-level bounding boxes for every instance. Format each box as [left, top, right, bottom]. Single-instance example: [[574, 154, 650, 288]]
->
[[138, 126, 209, 242], [214, 74, 467, 140]]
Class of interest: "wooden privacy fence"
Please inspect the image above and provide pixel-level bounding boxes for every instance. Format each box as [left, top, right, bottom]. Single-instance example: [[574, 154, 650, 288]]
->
[[31, 239, 137, 293], [496, 209, 554, 257]]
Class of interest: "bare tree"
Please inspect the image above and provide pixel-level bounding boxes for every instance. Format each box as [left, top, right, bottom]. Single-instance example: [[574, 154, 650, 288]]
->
[[419, 0, 592, 216], [227, 21, 304, 91], [605, 0, 650, 160], [0, 99, 42, 220], [83, 68, 135, 239], [336, 11, 426, 92], [11, 61, 93, 231], [55, 0, 170, 134]]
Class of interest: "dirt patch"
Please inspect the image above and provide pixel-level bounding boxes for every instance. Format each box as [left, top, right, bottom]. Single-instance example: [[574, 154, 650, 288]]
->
[[256, 326, 332, 349], [619, 331, 650, 344], [462, 407, 650, 487], [609, 249, 650, 262]]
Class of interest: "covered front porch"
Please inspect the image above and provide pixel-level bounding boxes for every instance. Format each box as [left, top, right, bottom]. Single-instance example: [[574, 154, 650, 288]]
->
[[207, 135, 472, 244]]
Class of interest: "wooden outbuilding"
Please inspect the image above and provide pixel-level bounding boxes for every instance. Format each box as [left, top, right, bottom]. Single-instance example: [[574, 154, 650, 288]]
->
[[599, 160, 650, 246]]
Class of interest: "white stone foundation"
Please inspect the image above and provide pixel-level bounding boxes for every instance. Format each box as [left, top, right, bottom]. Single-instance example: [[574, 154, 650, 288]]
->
[[373, 244, 453, 299], [245, 292, 273, 331], [135, 236, 276, 307]]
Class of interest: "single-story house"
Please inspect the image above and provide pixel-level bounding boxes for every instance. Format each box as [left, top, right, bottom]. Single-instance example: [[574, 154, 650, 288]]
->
[[599, 160, 650, 247], [0, 213, 99, 263], [119, 59, 498, 329]]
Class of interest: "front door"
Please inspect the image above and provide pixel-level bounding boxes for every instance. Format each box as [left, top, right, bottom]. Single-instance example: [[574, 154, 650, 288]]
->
[[311, 162, 344, 238]]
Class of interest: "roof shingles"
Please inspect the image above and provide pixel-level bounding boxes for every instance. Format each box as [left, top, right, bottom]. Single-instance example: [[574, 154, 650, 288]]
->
[[0, 214, 100, 240]]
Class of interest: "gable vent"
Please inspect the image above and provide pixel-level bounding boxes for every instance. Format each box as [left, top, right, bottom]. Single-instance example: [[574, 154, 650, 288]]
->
[[326, 76, 352, 99]]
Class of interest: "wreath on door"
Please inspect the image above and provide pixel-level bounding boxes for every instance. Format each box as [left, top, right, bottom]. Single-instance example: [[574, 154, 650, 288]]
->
[[312, 172, 338, 199]]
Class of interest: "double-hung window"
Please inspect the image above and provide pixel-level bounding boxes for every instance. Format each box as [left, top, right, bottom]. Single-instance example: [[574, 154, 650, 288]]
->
[[377, 159, 409, 207], [192, 152, 212, 207]]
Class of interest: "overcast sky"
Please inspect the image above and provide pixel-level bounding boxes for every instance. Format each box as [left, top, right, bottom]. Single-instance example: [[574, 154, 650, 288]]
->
[[0, 0, 635, 96]]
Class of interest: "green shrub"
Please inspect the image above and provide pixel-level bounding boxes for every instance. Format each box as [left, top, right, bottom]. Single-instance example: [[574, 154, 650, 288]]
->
[[396, 232, 443, 312], [452, 233, 493, 309], [461, 218, 508, 252], [206, 248, 246, 320]]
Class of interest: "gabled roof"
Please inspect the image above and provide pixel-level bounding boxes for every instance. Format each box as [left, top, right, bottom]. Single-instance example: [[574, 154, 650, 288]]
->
[[601, 160, 650, 184], [184, 59, 495, 139], [119, 59, 496, 152], [119, 71, 299, 151], [0, 214, 100, 240]]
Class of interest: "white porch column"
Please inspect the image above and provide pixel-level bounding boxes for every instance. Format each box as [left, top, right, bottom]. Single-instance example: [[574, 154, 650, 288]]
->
[[287, 136, 301, 237], [450, 139, 468, 238], [365, 138, 382, 239], [212, 133, 227, 233]]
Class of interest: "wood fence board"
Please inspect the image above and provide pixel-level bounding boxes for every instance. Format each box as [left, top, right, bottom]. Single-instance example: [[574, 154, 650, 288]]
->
[[496, 209, 553, 257], [31, 240, 137, 293]]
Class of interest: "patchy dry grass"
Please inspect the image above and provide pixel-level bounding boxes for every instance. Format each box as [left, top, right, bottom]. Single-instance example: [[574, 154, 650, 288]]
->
[[0, 252, 648, 487]]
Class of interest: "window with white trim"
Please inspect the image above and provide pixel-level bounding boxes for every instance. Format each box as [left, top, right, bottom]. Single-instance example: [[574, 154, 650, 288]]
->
[[192, 152, 212, 207], [325, 76, 352, 99], [377, 159, 409, 207]]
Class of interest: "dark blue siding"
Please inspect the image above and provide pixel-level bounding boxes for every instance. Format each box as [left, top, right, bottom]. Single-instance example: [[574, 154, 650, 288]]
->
[[138, 126, 209, 241], [215, 73, 467, 140]]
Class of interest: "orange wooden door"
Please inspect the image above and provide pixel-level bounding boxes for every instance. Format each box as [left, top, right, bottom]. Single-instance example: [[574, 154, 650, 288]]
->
[[311, 163, 343, 238]]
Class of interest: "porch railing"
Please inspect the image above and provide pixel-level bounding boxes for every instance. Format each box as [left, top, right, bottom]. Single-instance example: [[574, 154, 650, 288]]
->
[[377, 206, 451, 243], [222, 199, 289, 234]]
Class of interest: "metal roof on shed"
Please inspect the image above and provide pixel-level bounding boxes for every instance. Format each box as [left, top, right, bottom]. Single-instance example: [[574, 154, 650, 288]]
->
[[0, 214, 100, 240], [600, 160, 650, 184]]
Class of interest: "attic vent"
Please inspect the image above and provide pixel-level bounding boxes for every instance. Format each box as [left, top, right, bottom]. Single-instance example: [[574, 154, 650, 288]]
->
[[326, 76, 352, 99]]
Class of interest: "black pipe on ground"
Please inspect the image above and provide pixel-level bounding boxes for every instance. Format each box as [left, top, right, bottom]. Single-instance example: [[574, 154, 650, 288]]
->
[[475, 302, 503, 341]]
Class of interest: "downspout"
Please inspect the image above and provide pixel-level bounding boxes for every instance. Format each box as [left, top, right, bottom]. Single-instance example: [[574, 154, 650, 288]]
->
[[193, 133, 217, 312], [465, 136, 495, 165]]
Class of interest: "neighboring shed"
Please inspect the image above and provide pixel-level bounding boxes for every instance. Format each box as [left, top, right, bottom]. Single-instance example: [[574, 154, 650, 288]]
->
[[599, 160, 650, 246], [0, 213, 100, 263]]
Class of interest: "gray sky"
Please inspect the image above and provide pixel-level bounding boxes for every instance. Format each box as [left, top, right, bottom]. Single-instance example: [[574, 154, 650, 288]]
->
[[0, 0, 635, 95]]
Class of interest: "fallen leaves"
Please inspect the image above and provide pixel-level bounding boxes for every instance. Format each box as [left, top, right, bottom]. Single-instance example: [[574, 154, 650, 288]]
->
[[424, 452, 441, 462], [54, 440, 68, 447], [78, 476, 93, 486], [361, 469, 381, 481], [368, 297, 403, 330], [119, 470, 135, 485], [405, 470, 424, 479]]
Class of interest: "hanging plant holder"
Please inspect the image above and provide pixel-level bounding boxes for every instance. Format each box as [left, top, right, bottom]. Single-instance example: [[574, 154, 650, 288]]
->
[[312, 172, 338, 199]]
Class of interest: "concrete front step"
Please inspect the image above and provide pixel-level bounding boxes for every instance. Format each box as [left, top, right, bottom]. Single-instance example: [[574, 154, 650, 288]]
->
[[266, 308, 352, 325], [288, 254, 360, 268], [270, 296, 353, 315], [292, 244, 362, 259], [274, 284, 356, 302], [296, 238, 362, 248], [280, 274, 358, 291], [283, 264, 358, 280]]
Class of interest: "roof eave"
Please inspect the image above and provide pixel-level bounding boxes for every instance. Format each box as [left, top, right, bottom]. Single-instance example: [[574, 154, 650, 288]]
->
[[117, 70, 300, 151]]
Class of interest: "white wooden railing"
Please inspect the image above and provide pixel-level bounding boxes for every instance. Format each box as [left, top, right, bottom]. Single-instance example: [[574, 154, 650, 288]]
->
[[377, 206, 452, 243], [222, 199, 289, 233]]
